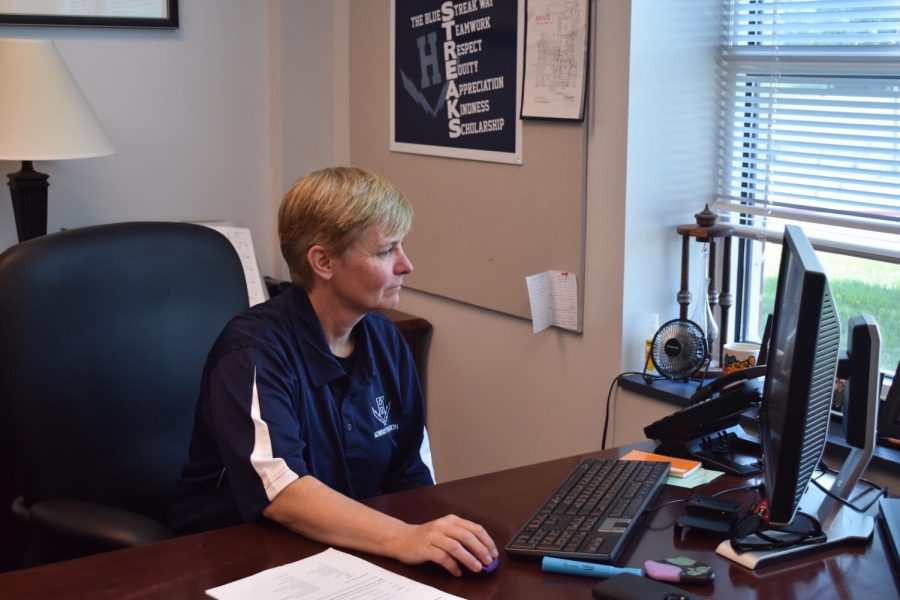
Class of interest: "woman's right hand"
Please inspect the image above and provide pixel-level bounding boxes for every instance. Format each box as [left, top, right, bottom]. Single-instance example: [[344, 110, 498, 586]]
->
[[388, 514, 498, 577]]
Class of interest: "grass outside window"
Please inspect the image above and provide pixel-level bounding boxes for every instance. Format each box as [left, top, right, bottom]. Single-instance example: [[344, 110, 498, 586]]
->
[[760, 247, 900, 372]]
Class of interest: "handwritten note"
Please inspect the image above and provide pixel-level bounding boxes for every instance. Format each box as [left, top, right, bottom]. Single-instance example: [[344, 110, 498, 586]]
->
[[206, 548, 464, 600], [525, 270, 578, 333]]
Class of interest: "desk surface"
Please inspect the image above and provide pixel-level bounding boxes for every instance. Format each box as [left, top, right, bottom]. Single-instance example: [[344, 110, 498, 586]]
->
[[2, 449, 898, 599]]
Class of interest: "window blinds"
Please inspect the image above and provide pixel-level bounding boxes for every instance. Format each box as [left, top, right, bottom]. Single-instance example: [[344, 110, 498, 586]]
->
[[715, 0, 900, 263]]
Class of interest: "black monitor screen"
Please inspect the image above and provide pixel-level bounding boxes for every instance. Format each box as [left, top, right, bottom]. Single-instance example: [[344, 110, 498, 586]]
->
[[760, 225, 841, 526], [879, 363, 900, 439]]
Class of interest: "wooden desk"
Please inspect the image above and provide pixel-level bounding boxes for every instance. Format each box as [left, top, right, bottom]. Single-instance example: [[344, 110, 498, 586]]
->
[[1, 449, 897, 599]]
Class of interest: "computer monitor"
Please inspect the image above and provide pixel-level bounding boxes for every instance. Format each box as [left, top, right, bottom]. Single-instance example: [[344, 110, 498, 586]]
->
[[717, 225, 881, 569], [759, 224, 841, 526], [878, 360, 900, 441]]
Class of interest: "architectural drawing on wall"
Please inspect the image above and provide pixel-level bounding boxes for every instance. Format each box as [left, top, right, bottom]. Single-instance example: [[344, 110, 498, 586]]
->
[[521, 0, 589, 121]]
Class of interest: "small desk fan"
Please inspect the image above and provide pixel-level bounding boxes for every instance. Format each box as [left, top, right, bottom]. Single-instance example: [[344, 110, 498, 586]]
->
[[647, 318, 709, 380]]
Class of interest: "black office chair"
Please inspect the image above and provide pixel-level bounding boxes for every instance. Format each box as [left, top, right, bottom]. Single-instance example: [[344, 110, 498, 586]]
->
[[0, 222, 249, 566]]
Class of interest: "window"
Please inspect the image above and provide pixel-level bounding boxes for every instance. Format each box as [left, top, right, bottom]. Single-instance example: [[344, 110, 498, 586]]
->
[[715, 0, 900, 372]]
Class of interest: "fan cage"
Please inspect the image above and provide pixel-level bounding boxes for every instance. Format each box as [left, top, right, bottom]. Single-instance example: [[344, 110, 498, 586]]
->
[[649, 318, 709, 380]]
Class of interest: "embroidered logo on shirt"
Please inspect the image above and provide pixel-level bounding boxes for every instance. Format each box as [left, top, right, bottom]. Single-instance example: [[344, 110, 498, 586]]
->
[[372, 395, 391, 426], [372, 395, 399, 438]]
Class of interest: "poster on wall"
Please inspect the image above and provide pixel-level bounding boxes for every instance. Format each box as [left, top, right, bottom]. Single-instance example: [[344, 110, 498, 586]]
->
[[391, 0, 524, 165]]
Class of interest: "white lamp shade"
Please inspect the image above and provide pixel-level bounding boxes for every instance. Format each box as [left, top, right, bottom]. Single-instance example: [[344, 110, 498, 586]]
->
[[0, 39, 114, 160]]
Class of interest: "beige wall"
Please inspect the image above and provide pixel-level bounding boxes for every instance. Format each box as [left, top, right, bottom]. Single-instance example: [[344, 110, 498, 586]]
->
[[366, 2, 632, 482], [348, 0, 721, 482]]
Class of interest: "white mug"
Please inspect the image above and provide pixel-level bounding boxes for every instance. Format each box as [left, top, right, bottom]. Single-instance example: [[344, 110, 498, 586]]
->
[[722, 342, 761, 375]]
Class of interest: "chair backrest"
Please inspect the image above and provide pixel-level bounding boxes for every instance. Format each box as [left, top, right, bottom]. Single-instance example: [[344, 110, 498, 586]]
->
[[0, 222, 248, 521]]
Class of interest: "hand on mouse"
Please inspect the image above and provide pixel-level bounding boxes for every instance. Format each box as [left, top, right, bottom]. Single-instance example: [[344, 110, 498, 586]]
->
[[388, 513, 499, 577], [465, 556, 500, 577]]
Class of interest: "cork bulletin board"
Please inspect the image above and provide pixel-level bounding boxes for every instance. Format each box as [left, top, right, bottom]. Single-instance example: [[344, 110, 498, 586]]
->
[[349, 0, 587, 327]]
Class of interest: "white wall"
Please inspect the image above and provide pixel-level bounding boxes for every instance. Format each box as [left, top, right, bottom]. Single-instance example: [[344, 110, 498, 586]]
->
[[611, 1, 722, 446], [273, 2, 351, 189], [622, 0, 721, 372], [0, 1, 302, 273]]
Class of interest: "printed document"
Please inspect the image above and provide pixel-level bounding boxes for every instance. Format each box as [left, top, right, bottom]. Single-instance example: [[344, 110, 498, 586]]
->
[[196, 222, 268, 306], [206, 547, 465, 600]]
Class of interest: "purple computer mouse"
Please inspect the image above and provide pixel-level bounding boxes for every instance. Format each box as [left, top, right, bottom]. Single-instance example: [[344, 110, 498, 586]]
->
[[465, 556, 500, 577]]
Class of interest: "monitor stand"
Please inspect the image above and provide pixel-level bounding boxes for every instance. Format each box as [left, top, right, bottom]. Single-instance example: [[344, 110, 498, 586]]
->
[[717, 315, 882, 570], [715, 470, 877, 569]]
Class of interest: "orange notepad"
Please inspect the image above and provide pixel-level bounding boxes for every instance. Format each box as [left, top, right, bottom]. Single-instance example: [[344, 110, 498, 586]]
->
[[620, 449, 702, 478]]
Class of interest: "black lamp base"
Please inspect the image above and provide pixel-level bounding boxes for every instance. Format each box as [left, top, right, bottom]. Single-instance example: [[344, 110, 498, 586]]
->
[[8, 160, 49, 243]]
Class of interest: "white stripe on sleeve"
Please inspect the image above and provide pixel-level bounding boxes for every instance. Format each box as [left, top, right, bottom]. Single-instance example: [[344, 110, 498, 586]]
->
[[249, 368, 300, 500], [420, 427, 436, 483]]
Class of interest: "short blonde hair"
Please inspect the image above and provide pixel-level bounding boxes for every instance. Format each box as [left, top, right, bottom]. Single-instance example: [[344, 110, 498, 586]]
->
[[278, 167, 412, 290]]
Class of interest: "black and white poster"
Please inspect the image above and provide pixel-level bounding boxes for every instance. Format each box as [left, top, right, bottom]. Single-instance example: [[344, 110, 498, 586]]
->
[[391, 0, 523, 164]]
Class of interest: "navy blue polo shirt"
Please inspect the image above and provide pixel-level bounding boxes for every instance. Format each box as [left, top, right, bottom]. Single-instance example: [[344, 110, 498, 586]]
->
[[168, 286, 434, 534]]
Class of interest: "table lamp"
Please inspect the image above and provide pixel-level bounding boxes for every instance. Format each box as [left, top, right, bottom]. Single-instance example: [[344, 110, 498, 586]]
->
[[0, 38, 114, 243]]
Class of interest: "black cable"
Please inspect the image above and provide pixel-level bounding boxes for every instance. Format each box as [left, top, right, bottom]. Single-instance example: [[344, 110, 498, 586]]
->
[[643, 496, 692, 514], [809, 472, 886, 513], [731, 510, 827, 552], [645, 483, 762, 513], [817, 459, 885, 495], [712, 483, 764, 498], [725, 466, 884, 551], [693, 356, 713, 392], [602, 371, 660, 450]]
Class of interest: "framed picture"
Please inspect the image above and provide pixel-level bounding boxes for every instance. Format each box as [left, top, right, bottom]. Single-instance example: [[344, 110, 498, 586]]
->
[[0, 0, 178, 28], [391, 0, 524, 165], [521, 0, 590, 121]]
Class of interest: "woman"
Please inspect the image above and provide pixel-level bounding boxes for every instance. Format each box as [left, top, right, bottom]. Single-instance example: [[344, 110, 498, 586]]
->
[[170, 167, 497, 576]]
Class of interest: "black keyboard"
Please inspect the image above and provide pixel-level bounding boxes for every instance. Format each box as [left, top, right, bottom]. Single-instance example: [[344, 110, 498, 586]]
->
[[505, 458, 669, 563]]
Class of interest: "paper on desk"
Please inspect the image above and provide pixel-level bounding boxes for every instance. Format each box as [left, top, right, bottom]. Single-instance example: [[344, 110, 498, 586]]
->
[[665, 467, 724, 489], [525, 270, 578, 333], [205, 547, 465, 600]]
